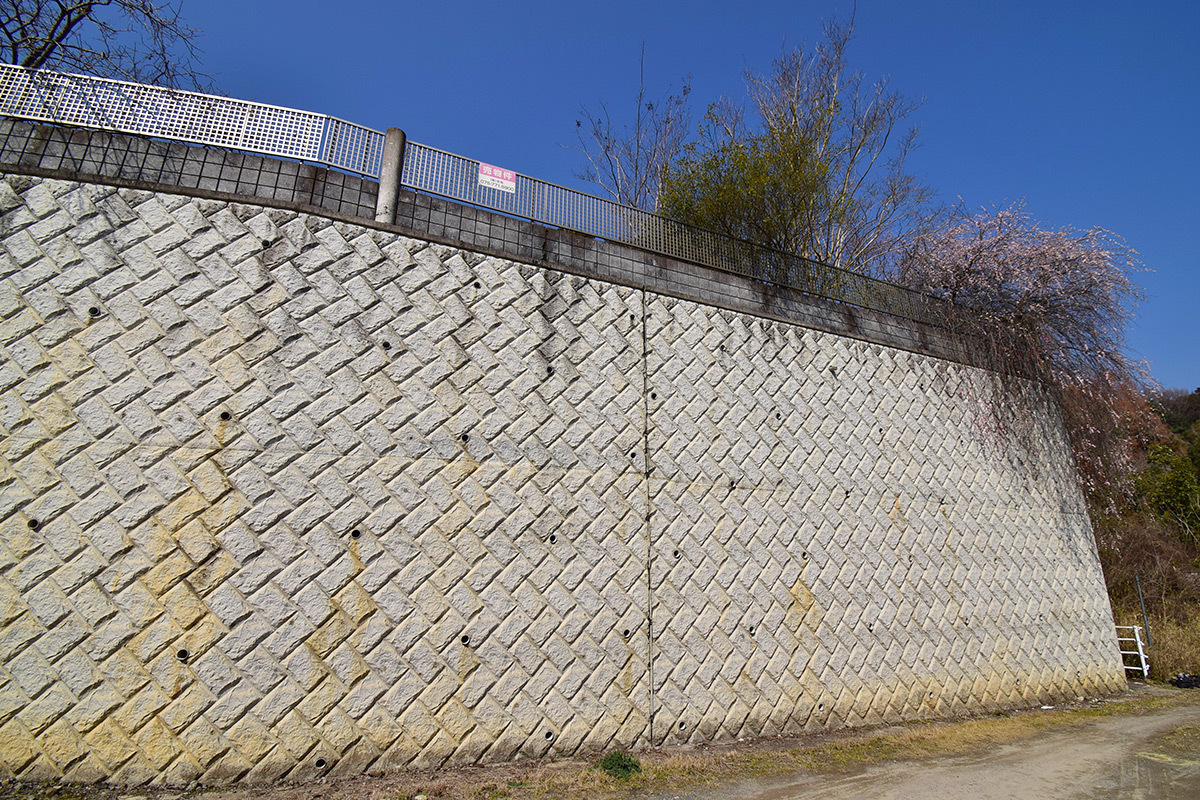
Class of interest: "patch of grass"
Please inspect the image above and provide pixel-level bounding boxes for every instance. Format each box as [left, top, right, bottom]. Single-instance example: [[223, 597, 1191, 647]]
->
[[1159, 724, 1200, 750], [593, 752, 641, 780]]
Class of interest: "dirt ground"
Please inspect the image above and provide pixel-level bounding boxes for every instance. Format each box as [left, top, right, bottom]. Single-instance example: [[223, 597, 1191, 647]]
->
[[703, 686, 1200, 799], [3, 684, 1199, 800]]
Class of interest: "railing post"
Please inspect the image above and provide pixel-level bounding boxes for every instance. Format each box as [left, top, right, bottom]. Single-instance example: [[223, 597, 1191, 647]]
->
[[374, 126, 406, 225], [1135, 626, 1150, 678]]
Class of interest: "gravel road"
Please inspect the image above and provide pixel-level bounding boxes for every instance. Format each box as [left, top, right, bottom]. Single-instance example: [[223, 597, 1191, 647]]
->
[[707, 695, 1200, 800]]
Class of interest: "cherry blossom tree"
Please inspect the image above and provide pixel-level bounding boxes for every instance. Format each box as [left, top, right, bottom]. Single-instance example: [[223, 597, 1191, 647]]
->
[[894, 202, 1148, 501]]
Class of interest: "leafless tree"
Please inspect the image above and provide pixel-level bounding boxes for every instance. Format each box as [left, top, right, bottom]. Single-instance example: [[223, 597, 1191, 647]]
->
[[0, 0, 209, 89], [571, 44, 691, 211]]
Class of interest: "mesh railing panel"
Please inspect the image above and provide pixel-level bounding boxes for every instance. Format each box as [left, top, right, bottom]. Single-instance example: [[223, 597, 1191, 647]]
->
[[323, 117, 385, 177], [0, 64, 385, 176]]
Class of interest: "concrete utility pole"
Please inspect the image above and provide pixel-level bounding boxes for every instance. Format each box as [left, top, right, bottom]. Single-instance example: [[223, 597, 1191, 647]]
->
[[375, 127, 406, 225]]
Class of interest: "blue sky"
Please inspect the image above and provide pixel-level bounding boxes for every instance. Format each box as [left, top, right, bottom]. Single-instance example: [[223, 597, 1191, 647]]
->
[[186, 0, 1197, 389]]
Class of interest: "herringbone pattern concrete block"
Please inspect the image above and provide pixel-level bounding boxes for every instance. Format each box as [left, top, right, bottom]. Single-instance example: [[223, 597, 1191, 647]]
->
[[641, 297, 1122, 745], [0, 175, 1125, 785]]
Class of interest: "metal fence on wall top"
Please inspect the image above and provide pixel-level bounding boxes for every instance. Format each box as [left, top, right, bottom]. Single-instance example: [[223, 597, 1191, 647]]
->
[[0, 63, 942, 326], [0, 63, 383, 176], [399, 140, 940, 325]]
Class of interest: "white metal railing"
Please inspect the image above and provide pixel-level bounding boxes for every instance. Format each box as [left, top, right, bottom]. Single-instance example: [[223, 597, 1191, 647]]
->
[[0, 63, 384, 176], [0, 63, 945, 325], [1116, 625, 1149, 679]]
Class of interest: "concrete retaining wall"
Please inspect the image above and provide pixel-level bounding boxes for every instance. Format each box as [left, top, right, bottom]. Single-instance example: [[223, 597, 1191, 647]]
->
[[0, 169, 1125, 785]]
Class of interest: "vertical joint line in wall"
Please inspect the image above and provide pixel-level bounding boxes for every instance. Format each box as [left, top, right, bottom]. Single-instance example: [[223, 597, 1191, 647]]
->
[[640, 287, 654, 747]]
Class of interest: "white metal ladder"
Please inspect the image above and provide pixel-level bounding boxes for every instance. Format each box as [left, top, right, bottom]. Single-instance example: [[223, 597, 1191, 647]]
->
[[1116, 625, 1149, 679]]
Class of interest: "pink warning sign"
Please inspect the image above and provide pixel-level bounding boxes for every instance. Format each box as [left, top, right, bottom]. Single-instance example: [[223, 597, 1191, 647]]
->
[[478, 163, 516, 193]]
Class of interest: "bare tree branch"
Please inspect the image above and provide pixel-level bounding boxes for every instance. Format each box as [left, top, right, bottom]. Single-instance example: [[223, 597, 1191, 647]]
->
[[0, 0, 211, 90], [570, 44, 691, 211]]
